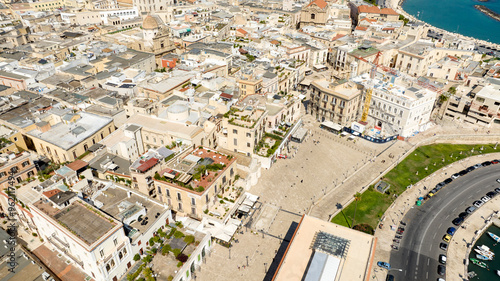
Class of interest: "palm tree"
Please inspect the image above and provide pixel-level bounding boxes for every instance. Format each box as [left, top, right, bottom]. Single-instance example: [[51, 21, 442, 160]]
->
[[351, 192, 362, 228]]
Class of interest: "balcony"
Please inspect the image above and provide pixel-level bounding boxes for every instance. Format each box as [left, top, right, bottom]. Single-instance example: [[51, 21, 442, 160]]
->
[[47, 236, 83, 267]]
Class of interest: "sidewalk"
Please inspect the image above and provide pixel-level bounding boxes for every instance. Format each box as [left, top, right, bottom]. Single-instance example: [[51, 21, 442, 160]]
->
[[370, 152, 500, 281]]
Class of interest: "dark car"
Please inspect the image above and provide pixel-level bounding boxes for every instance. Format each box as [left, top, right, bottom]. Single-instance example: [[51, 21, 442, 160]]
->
[[482, 161, 492, 166], [438, 265, 446, 275], [487, 191, 497, 198], [459, 170, 468, 176], [436, 182, 446, 188], [495, 188, 500, 193], [467, 166, 475, 172], [459, 212, 469, 218], [440, 242, 448, 250], [452, 217, 464, 226], [443, 178, 453, 184], [466, 206, 477, 214], [386, 274, 394, 281]]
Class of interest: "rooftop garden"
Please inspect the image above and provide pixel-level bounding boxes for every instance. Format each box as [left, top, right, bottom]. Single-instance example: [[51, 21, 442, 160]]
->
[[255, 133, 283, 157], [127, 222, 204, 281], [224, 107, 262, 129]]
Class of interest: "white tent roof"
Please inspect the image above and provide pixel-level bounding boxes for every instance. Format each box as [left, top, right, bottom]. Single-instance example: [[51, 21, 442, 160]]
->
[[321, 121, 342, 131]]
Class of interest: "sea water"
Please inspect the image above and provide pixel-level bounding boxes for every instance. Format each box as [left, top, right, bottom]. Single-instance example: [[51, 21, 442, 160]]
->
[[468, 224, 500, 280], [402, 0, 500, 44]]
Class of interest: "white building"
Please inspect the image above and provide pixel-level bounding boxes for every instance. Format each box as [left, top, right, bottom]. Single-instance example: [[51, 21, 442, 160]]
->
[[352, 72, 437, 137], [100, 124, 145, 160], [30, 198, 133, 281]]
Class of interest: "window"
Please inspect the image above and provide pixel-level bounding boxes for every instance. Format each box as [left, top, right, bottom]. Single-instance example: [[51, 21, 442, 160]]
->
[[177, 192, 182, 200], [233, 138, 237, 146], [191, 198, 196, 205], [178, 202, 183, 210], [233, 129, 238, 134], [100, 249, 104, 258], [22, 161, 30, 167], [113, 238, 117, 246], [230, 168, 234, 177], [246, 133, 251, 138], [311, 13, 315, 20], [247, 142, 250, 147], [0, 172, 7, 178], [166, 188, 170, 197], [10, 167, 18, 174]]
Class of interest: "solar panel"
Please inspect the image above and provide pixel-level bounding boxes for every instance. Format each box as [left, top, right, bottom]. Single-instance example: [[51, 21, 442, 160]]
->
[[312, 231, 350, 258]]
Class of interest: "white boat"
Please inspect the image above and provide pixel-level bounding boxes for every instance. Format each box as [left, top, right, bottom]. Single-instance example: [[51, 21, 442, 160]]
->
[[478, 245, 495, 256], [488, 232, 500, 243], [474, 248, 494, 259], [497, 269, 500, 277], [476, 254, 492, 261]]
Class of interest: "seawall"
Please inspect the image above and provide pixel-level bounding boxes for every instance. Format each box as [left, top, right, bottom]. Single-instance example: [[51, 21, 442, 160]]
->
[[474, 5, 500, 22]]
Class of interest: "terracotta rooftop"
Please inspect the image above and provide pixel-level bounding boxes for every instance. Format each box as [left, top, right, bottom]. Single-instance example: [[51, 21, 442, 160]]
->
[[66, 159, 88, 172], [358, 5, 398, 15], [137, 158, 159, 172], [270, 40, 280, 45], [306, 0, 328, 9], [42, 189, 61, 199], [236, 28, 248, 35], [355, 26, 368, 31]]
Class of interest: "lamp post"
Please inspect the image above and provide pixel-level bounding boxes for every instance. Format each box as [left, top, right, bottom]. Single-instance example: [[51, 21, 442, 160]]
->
[[229, 248, 231, 259], [246, 256, 249, 267]]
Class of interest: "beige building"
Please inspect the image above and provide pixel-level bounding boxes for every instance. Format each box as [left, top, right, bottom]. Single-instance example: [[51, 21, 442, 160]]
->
[[0, 151, 36, 189], [153, 147, 237, 219], [300, 0, 330, 28], [26, 112, 115, 163], [238, 76, 263, 98], [310, 79, 363, 125], [357, 5, 399, 23], [272, 215, 376, 281], [220, 98, 268, 156]]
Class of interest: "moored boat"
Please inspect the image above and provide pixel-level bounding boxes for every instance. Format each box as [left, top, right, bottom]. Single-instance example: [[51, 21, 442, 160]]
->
[[476, 254, 492, 261], [488, 232, 500, 243], [470, 258, 488, 269]]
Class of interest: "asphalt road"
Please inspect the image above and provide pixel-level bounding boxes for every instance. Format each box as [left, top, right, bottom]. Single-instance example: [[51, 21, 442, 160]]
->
[[388, 163, 500, 281]]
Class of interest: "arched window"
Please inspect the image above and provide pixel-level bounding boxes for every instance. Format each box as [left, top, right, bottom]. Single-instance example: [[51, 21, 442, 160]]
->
[[311, 14, 315, 20]]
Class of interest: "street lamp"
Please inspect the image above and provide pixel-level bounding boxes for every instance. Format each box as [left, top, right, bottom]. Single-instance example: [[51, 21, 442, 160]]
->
[[229, 248, 231, 259], [246, 256, 249, 267]]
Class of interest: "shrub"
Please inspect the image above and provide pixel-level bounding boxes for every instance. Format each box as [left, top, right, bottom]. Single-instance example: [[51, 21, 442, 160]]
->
[[133, 254, 140, 261], [353, 224, 375, 235], [177, 261, 183, 267], [177, 253, 189, 262], [162, 245, 171, 255], [149, 237, 155, 246], [174, 230, 185, 239], [142, 255, 152, 263], [184, 235, 195, 244], [172, 248, 181, 257], [168, 276, 174, 281]]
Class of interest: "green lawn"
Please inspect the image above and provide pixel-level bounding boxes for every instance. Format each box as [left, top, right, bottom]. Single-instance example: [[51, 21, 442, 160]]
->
[[332, 143, 499, 230]]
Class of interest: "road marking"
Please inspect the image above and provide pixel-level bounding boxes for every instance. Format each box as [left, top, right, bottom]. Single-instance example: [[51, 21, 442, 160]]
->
[[452, 206, 457, 212], [429, 244, 432, 251], [433, 233, 437, 239], [406, 259, 409, 265], [426, 272, 429, 279], [427, 258, 430, 266], [439, 222, 443, 228], [445, 214, 449, 219]]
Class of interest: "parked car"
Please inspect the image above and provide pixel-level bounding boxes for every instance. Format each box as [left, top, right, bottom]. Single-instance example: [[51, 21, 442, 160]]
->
[[459, 170, 468, 176], [459, 212, 469, 219], [443, 178, 453, 184], [474, 200, 484, 208], [386, 274, 394, 281], [438, 265, 446, 276], [473, 163, 482, 169], [482, 161, 492, 166], [452, 217, 464, 226], [439, 254, 447, 264], [436, 182, 446, 188], [440, 243, 448, 250], [466, 206, 477, 214], [451, 173, 460, 179], [487, 191, 497, 198], [495, 188, 500, 193], [447, 227, 456, 236], [377, 261, 391, 270], [443, 234, 452, 242], [481, 195, 491, 203], [491, 160, 499, 164], [496, 178, 500, 184], [467, 166, 476, 172]]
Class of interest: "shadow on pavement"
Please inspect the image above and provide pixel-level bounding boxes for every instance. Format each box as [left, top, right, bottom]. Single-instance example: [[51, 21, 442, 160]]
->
[[262, 221, 299, 281]]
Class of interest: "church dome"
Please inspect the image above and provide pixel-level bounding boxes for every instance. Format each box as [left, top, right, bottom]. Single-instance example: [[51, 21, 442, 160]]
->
[[143, 15, 159, 30]]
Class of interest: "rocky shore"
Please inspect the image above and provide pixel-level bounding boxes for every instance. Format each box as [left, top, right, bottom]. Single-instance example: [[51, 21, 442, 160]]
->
[[474, 5, 500, 22]]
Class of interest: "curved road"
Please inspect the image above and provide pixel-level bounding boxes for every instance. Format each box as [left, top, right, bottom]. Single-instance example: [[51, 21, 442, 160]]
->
[[389, 164, 500, 281]]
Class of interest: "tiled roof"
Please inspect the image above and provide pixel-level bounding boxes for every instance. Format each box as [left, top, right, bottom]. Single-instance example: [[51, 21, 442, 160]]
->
[[236, 28, 248, 35], [306, 0, 328, 9], [358, 5, 398, 15]]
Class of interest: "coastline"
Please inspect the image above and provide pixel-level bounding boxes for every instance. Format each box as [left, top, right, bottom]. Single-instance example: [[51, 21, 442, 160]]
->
[[389, 0, 500, 49]]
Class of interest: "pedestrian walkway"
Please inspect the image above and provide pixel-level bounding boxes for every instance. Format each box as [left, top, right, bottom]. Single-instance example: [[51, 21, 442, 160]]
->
[[371, 152, 500, 281]]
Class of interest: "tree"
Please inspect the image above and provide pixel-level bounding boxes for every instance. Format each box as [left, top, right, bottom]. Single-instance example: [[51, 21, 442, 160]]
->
[[351, 192, 362, 228], [133, 254, 141, 261]]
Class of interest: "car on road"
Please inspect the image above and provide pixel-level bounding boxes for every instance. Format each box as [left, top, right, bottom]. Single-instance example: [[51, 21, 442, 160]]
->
[[452, 217, 464, 226], [467, 166, 476, 172], [439, 254, 447, 264], [459, 212, 469, 219], [447, 227, 456, 236], [466, 206, 477, 214], [440, 242, 448, 251], [377, 261, 391, 270], [436, 182, 446, 188], [443, 234, 452, 242], [438, 265, 446, 276], [386, 274, 394, 281], [481, 195, 491, 203], [451, 173, 460, 179], [474, 200, 484, 208]]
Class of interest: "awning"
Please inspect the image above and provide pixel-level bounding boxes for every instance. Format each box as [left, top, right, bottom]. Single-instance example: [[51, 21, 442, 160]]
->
[[321, 121, 342, 131]]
